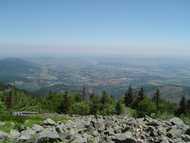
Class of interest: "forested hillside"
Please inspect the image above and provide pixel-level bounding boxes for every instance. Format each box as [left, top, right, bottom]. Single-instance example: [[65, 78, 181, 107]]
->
[[0, 83, 190, 120]]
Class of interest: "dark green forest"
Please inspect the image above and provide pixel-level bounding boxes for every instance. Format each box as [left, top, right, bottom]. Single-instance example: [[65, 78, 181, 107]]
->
[[0, 83, 190, 123]]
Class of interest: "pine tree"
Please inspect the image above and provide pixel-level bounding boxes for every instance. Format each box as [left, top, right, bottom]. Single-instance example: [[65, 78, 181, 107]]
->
[[100, 91, 115, 115], [138, 87, 144, 101], [81, 85, 90, 100], [180, 96, 186, 113], [176, 96, 186, 116], [58, 91, 71, 114], [100, 91, 107, 105], [5, 90, 13, 110], [155, 89, 160, 111], [124, 86, 133, 106], [186, 99, 190, 112], [115, 101, 125, 115], [132, 87, 144, 108], [89, 95, 100, 115]]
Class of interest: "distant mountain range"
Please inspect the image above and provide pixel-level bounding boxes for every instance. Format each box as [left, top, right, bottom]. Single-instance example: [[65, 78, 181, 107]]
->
[[0, 57, 189, 103], [0, 58, 40, 82]]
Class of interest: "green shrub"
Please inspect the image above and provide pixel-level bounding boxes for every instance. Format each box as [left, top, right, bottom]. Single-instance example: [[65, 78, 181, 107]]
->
[[0, 121, 15, 133], [99, 92, 115, 115], [71, 101, 90, 115], [126, 107, 138, 118], [153, 111, 175, 120], [89, 95, 101, 115], [0, 139, 13, 143], [180, 113, 190, 125], [136, 96, 156, 116], [24, 116, 44, 127], [0, 100, 7, 119], [115, 101, 125, 115], [158, 99, 176, 113]]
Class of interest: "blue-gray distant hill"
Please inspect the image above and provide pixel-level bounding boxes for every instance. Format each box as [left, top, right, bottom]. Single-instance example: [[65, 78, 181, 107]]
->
[[0, 58, 40, 82]]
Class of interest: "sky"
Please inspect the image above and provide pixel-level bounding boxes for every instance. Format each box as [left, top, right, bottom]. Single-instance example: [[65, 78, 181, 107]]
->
[[0, 0, 189, 57]]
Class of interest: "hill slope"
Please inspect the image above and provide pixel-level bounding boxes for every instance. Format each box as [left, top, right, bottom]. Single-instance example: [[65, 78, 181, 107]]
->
[[0, 58, 40, 82]]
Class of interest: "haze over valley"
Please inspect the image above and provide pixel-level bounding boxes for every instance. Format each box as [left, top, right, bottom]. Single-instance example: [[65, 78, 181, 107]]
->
[[0, 56, 189, 103]]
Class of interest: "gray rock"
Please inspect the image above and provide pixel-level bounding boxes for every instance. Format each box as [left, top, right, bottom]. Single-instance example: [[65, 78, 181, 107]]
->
[[43, 118, 56, 126], [91, 119, 105, 131], [17, 129, 36, 143], [173, 138, 184, 143], [0, 115, 189, 143], [149, 127, 158, 137], [70, 134, 88, 143], [160, 136, 170, 143], [55, 125, 64, 134], [64, 128, 76, 140], [32, 124, 44, 133], [146, 120, 159, 127], [91, 130, 99, 137], [167, 128, 183, 138], [182, 134, 190, 142], [0, 131, 9, 140], [169, 117, 185, 127], [112, 131, 137, 143], [36, 128, 61, 143]]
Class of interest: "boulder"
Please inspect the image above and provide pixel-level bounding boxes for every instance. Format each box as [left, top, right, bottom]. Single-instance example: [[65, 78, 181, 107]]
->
[[160, 136, 170, 143], [182, 134, 190, 142], [43, 118, 56, 126], [32, 124, 44, 133], [167, 128, 183, 138], [64, 128, 76, 140], [36, 128, 61, 143], [169, 117, 185, 127], [70, 134, 87, 143], [0, 131, 9, 140], [17, 129, 36, 143], [0, 115, 189, 143], [145, 126, 158, 137], [112, 131, 137, 143], [91, 119, 105, 131]]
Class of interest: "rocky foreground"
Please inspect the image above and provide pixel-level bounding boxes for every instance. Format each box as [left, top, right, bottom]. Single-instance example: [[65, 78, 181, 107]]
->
[[1, 115, 190, 143]]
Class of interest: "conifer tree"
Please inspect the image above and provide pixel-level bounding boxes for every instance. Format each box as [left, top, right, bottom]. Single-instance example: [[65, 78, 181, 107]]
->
[[115, 100, 125, 115], [124, 86, 133, 106], [132, 87, 144, 109], [89, 95, 100, 115], [155, 89, 160, 111], [5, 90, 13, 110], [186, 99, 190, 112], [138, 87, 144, 101], [176, 96, 186, 116], [58, 91, 71, 114]]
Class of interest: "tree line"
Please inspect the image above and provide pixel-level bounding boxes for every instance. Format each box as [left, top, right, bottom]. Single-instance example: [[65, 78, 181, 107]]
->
[[0, 84, 189, 118]]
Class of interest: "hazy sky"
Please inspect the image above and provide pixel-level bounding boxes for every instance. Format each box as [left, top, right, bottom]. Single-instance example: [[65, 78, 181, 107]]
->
[[0, 0, 189, 57]]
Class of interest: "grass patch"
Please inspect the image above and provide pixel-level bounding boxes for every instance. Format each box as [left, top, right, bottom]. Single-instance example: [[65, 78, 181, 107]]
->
[[180, 114, 190, 125], [24, 115, 44, 128], [0, 140, 13, 143], [0, 114, 70, 133], [0, 121, 15, 133], [42, 113, 71, 123], [153, 111, 175, 120], [126, 107, 138, 118]]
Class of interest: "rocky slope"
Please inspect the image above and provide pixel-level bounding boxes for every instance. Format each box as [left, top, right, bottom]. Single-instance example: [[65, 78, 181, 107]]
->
[[1, 115, 190, 143]]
